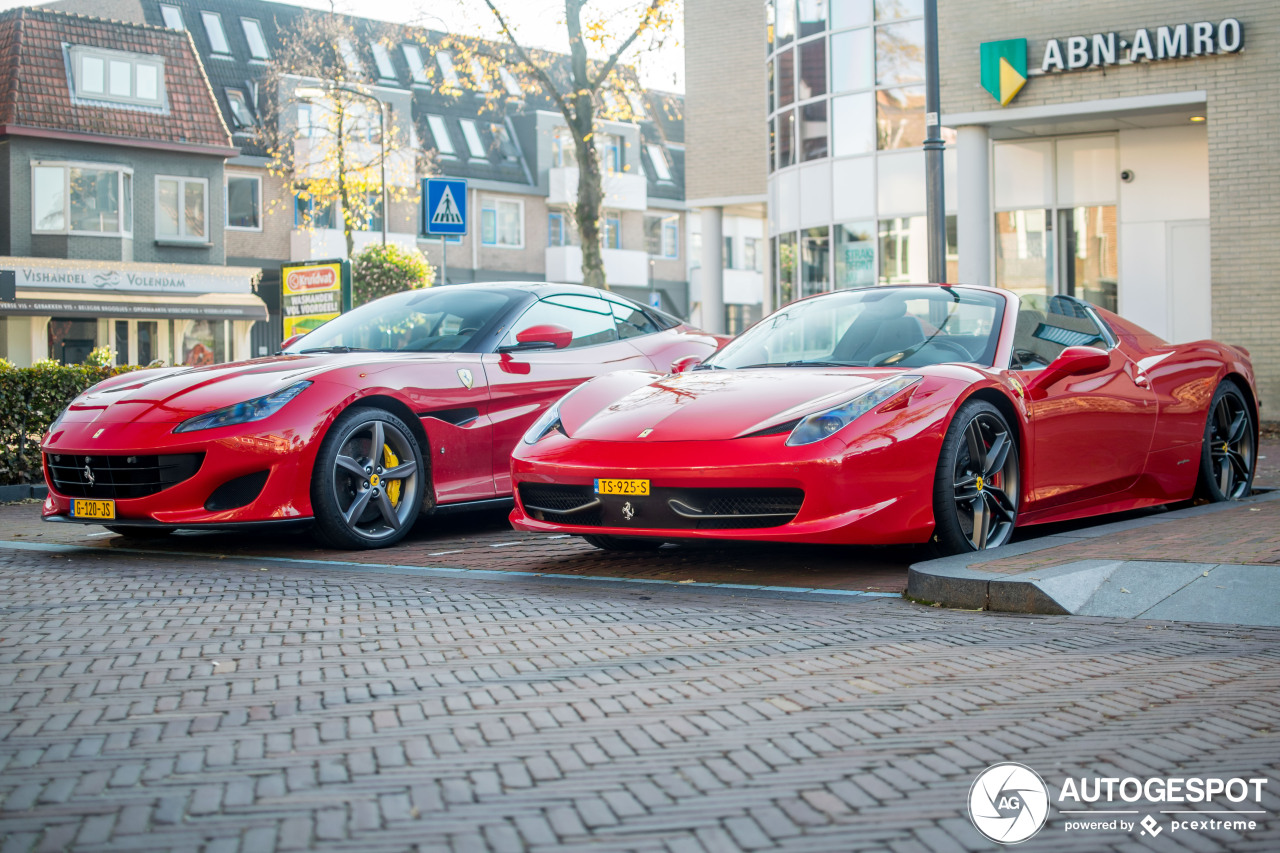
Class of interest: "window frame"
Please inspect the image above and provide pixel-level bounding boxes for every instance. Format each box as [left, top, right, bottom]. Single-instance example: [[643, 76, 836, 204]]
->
[[604, 213, 622, 250], [200, 11, 231, 56], [425, 115, 456, 157], [30, 160, 134, 237], [224, 173, 262, 232], [337, 39, 364, 77], [469, 58, 492, 92], [646, 143, 672, 182], [155, 175, 210, 243], [403, 45, 429, 84], [435, 50, 460, 87], [498, 66, 522, 96], [662, 218, 679, 259], [480, 197, 524, 249], [240, 18, 270, 60], [225, 88, 256, 129], [371, 43, 397, 79], [459, 119, 487, 159]]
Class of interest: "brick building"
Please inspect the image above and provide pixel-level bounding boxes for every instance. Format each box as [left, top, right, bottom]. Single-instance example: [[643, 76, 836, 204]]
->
[[0, 6, 267, 367]]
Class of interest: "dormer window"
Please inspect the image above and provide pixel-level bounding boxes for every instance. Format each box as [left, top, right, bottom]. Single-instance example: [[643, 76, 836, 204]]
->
[[69, 46, 166, 108], [646, 144, 672, 182], [436, 51, 460, 87], [201, 11, 230, 55], [469, 58, 491, 92], [338, 39, 363, 77], [499, 67, 522, 96], [241, 19, 269, 60]]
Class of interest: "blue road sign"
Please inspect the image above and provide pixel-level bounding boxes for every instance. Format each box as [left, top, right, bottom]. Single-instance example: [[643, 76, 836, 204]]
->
[[424, 178, 468, 236]]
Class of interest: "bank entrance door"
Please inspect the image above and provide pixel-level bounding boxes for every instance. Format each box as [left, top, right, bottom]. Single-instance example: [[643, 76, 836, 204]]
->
[[993, 135, 1118, 313]]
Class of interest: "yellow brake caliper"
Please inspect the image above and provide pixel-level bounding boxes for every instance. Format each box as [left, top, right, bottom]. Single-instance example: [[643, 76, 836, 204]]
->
[[383, 444, 401, 506]]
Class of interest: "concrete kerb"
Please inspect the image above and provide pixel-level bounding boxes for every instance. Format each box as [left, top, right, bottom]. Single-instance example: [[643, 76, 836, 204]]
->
[[907, 489, 1280, 615]]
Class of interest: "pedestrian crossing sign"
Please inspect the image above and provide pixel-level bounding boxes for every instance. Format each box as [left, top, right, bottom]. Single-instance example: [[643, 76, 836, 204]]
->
[[423, 178, 468, 236]]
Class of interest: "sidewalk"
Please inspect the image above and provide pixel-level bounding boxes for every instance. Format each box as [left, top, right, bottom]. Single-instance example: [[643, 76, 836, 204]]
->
[[909, 490, 1280, 625]]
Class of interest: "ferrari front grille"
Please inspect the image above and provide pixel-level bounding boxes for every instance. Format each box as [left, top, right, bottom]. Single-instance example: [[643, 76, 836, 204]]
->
[[46, 453, 204, 500], [519, 484, 804, 530]]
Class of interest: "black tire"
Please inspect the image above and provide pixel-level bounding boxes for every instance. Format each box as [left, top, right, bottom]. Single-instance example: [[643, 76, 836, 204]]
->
[[1195, 379, 1256, 502], [310, 407, 426, 549], [932, 400, 1020, 555], [582, 534, 664, 552], [105, 525, 175, 539]]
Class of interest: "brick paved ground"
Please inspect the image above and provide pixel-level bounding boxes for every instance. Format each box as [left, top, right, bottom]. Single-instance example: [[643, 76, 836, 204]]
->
[[2, 546, 1279, 852]]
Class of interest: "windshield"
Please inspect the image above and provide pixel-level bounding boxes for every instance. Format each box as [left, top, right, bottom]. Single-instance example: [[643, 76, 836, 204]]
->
[[707, 286, 1006, 369], [284, 288, 519, 354]]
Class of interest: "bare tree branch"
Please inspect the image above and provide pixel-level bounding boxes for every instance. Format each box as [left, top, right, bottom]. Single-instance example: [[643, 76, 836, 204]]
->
[[589, 0, 663, 91], [480, 0, 575, 123]]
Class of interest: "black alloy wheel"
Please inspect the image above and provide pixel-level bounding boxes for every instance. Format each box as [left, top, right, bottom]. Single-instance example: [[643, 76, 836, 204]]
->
[[1197, 379, 1256, 502], [933, 400, 1020, 555], [311, 407, 425, 549]]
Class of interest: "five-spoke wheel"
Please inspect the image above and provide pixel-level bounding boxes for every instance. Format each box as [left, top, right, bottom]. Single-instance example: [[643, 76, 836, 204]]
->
[[311, 408, 426, 549], [1197, 380, 1256, 502], [933, 400, 1020, 555]]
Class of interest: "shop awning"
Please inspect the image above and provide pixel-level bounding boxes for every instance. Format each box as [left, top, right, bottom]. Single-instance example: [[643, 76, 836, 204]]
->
[[2, 290, 268, 322]]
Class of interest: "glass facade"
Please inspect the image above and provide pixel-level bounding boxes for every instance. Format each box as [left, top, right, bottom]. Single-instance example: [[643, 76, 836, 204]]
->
[[766, 0, 955, 306]]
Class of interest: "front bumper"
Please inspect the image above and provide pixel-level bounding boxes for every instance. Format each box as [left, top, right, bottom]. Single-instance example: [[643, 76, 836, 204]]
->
[[41, 417, 320, 527], [509, 430, 944, 546]]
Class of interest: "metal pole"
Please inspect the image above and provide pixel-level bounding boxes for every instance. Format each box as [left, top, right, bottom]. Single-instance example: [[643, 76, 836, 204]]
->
[[923, 0, 947, 283], [379, 101, 387, 247], [441, 235, 447, 286]]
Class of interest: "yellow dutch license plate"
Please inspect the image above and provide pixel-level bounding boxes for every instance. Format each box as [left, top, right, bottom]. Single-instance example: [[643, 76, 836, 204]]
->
[[594, 478, 650, 496], [72, 499, 116, 520]]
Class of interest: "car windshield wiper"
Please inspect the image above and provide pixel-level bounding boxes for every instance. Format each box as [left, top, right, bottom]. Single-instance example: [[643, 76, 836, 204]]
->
[[690, 362, 727, 370], [736, 360, 853, 368], [298, 346, 375, 354]]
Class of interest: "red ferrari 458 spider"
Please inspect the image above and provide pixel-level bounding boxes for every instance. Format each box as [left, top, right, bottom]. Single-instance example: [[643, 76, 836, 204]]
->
[[510, 284, 1259, 555], [41, 283, 722, 548]]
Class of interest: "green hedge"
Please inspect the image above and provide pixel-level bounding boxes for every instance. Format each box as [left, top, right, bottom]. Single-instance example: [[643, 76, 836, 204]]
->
[[0, 360, 133, 485]]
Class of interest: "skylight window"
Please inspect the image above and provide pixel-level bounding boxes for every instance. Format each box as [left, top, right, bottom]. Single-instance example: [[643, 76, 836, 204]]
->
[[226, 89, 256, 128], [647, 144, 672, 181], [426, 115, 455, 156], [338, 39, 363, 77], [241, 19, 269, 60], [460, 119, 486, 158], [403, 45, 428, 84], [499, 67, 522, 96], [469, 58, 492, 92], [372, 43, 396, 79], [159, 4, 183, 30], [627, 91, 647, 118], [436, 51, 460, 87], [201, 11, 230, 55]]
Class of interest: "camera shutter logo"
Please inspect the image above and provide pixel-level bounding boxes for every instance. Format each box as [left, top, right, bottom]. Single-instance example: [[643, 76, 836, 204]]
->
[[968, 762, 1050, 844]]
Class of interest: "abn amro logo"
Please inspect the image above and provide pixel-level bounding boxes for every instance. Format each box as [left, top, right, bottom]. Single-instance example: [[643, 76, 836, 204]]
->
[[969, 762, 1050, 844], [980, 38, 1028, 106]]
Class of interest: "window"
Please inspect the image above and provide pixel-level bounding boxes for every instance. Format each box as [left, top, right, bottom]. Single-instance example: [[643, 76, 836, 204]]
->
[[662, 218, 679, 258], [201, 11, 230, 55], [436, 50, 460, 87], [159, 4, 183, 30], [481, 198, 523, 248], [372, 43, 396, 79], [469, 58, 492, 91], [501, 295, 616, 349], [626, 91, 647, 118], [499, 67, 522, 96], [296, 104, 313, 138], [31, 162, 132, 235], [548, 212, 568, 247], [723, 236, 734, 269], [460, 119, 486, 159], [426, 115, 455, 156], [552, 129, 576, 167], [226, 175, 261, 230], [69, 47, 165, 107], [646, 144, 672, 182], [361, 190, 384, 232], [156, 176, 207, 242], [602, 135, 623, 174], [241, 19, 269, 60], [601, 90, 622, 115], [490, 123, 518, 160], [834, 222, 875, 288], [295, 193, 337, 229], [225, 89, 255, 129], [403, 45, 428, 84], [338, 39, 363, 77], [744, 236, 761, 271], [604, 214, 621, 250], [604, 295, 659, 339]]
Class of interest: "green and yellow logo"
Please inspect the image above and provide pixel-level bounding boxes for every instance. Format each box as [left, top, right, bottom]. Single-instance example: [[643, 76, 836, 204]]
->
[[980, 38, 1028, 106]]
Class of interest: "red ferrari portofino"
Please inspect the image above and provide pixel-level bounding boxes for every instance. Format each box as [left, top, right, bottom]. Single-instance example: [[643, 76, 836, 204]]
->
[[510, 285, 1259, 555], [41, 283, 722, 548]]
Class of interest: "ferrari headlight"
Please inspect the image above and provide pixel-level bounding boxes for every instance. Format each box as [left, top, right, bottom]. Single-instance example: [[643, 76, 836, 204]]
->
[[522, 397, 566, 444], [173, 381, 312, 433], [785, 375, 921, 447]]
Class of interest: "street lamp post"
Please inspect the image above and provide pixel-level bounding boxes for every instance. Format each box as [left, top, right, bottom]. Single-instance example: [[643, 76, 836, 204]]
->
[[295, 83, 388, 248], [923, 0, 946, 283]]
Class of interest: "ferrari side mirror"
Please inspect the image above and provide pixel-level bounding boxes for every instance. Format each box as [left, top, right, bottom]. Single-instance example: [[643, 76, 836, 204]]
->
[[1025, 345, 1111, 399], [671, 355, 703, 374], [498, 324, 574, 353], [280, 333, 305, 351]]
